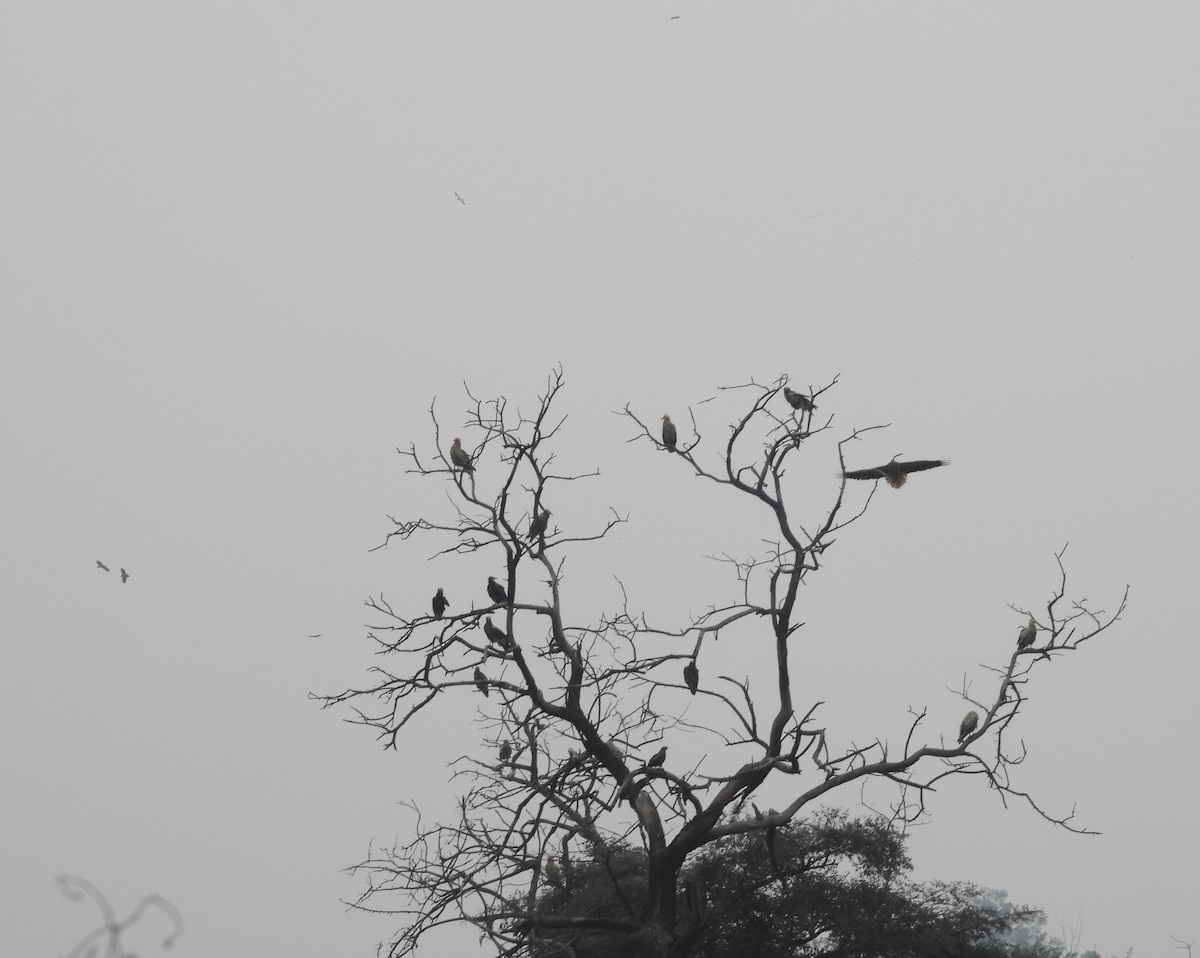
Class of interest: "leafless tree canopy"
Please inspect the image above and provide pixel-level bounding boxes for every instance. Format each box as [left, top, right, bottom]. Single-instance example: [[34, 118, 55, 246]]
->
[[316, 369, 1126, 958]]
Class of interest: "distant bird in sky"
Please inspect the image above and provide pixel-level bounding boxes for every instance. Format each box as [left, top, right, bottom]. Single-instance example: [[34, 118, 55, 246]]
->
[[842, 457, 948, 489], [96, 561, 110, 572], [487, 576, 510, 606], [483, 617, 510, 649], [782, 386, 815, 413], [474, 668, 489, 696], [528, 509, 552, 542], [449, 438, 474, 473], [119, 568, 129, 583], [499, 742, 512, 762], [661, 414, 677, 453], [646, 746, 668, 768], [432, 588, 449, 619], [670, 15, 680, 18], [683, 661, 699, 695], [455, 192, 466, 205], [958, 710, 979, 744], [1017, 617, 1037, 650]]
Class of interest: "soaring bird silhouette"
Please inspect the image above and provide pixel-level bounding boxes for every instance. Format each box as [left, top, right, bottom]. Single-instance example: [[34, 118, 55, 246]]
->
[[958, 710, 979, 744], [782, 386, 815, 413], [661, 415, 677, 453], [842, 457, 948, 489], [1017, 617, 1037, 650], [528, 509, 552, 542], [473, 668, 489, 696], [449, 438, 474, 473], [432, 588, 449, 619], [483, 616, 510, 649], [683, 661, 699, 695], [96, 561, 110, 572], [645, 746, 667, 768], [487, 576, 510, 606], [119, 568, 129, 583]]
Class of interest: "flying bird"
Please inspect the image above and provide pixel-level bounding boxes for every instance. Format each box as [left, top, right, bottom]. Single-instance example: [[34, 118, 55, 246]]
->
[[473, 668, 489, 696], [119, 568, 129, 583], [661, 414, 677, 453], [528, 509, 552, 542], [487, 576, 510, 606], [96, 561, 110, 572], [483, 616, 510, 649], [455, 192, 466, 205], [499, 742, 512, 762], [958, 710, 979, 744], [842, 457, 948, 489], [449, 438, 475, 474], [432, 588, 449, 619], [646, 746, 668, 768], [782, 386, 815, 413], [683, 661, 699, 695], [1017, 617, 1037, 650]]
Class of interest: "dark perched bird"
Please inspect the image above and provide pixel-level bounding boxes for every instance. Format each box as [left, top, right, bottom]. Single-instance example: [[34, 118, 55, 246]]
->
[[499, 742, 512, 762], [661, 414, 677, 452], [958, 710, 980, 744], [483, 616, 510, 649], [683, 661, 699, 695], [432, 588, 448, 619], [473, 668, 489, 696], [119, 568, 129, 583], [528, 509, 552, 542], [449, 438, 474, 473], [645, 746, 667, 768], [782, 386, 815, 413], [96, 561, 110, 572], [1017, 617, 1037, 650], [487, 576, 510, 606], [842, 457, 948, 489]]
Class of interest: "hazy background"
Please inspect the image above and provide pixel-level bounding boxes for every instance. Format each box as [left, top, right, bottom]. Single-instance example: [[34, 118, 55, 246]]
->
[[2, 4, 1195, 955]]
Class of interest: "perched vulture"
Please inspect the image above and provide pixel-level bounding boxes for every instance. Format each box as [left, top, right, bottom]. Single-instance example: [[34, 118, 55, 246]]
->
[[119, 568, 129, 583], [683, 661, 699, 695], [432, 588, 449, 619], [661, 415, 677, 453], [782, 386, 815, 413], [487, 576, 510, 606], [958, 710, 980, 744], [483, 616, 510, 649], [449, 438, 474, 474], [96, 561, 110, 572], [842, 457, 948, 489], [1017, 617, 1037, 650], [645, 746, 668, 768], [473, 667, 489, 696], [528, 509, 552, 542], [499, 742, 512, 762]]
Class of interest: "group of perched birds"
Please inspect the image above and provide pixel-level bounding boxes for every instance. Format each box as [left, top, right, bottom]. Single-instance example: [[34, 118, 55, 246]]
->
[[430, 577, 516, 698], [96, 561, 130, 583], [957, 617, 1041, 743]]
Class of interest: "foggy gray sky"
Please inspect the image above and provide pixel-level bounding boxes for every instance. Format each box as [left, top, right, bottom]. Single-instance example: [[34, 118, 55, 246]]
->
[[2, 4, 1196, 955]]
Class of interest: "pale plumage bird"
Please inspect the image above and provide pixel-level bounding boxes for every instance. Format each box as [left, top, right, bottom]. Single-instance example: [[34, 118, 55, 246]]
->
[[473, 667, 489, 696], [646, 746, 668, 768], [1017, 617, 1037, 650], [487, 576, 510, 606], [528, 509, 552, 542], [432, 588, 448, 619], [449, 438, 474, 473], [958, 710, 979, 744], [683, 661, 699, 695], [782, 386, 815, 413], [483, 616, 510, 649], [842, 457, 948, 489], [661, 415, 677, 453]]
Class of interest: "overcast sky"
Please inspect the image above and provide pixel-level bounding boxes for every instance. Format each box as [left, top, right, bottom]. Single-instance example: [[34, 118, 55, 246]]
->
[[3, 4, 1196, 956]]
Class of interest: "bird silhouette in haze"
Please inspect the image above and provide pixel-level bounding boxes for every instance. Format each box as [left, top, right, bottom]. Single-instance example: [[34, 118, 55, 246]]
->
[[1017, 617, 1037, 649], [683, 661, 699, 695], [487, 576, 510, 606], [96, 561, 110, 572], [958, 710, 979, 744], [528, 509, 552, 542], [119, 568, 129, 583], [432, 588, 449, 619], [473, 668, 489, 696], [483, 617, 510, 650], [782, 386, 815, 413], [842, 457, 948, 489], [449, 438, 474, 474], [661, 415, 677, 452], [645, 746, 667, 768]]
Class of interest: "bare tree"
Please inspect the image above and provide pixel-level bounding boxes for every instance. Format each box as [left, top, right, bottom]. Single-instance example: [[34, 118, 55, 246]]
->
[[317, 369, 1126, 958]]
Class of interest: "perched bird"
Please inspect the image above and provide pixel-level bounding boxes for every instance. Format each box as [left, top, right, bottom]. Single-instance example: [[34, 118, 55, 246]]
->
[[487, 576, 510, 606], [661, 414, 677, 453], [1017, 617, 1037, 650], [499, 742, 512, 762], [483, 616, 510, 649], [473, 667, 489, 697], [528, 509, 552, 542], [432, 588, 449, 619], [683, 661, 699, 695], [842, 457, 948, 489], [782, 386, 815, 413], [449, 438, 474, 474], [119, 568, 129, 583], [646, 746, 668, 768], [96, 561, 110, 572], [958, 710, 980, 744]]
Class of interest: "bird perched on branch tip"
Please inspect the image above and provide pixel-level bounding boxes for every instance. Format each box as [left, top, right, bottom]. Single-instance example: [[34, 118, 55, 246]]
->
[[842, 457, 948, 489], [473, 668, 489, 696], [1017, 617, 1037, 649], [783, 386, 815, 413], [683, 661, 699, 695], [487, 576, 510, 606], [646, 746, 667, 768], [432, 588, 448, 619], [958, 710, 979, 744], [449, 438, 474, 474], [661, 415, 677, 453]]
